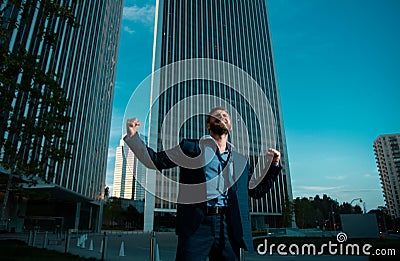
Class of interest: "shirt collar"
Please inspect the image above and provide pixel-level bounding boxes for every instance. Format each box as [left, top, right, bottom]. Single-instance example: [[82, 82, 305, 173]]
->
[[200, 135, 234, 152]]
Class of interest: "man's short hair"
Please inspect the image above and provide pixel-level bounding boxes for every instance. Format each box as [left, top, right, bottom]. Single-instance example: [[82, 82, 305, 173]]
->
[[206, 107, 230, 124]]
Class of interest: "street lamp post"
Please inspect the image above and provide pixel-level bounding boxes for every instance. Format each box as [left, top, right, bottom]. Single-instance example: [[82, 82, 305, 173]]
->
[[350, 198, 366, 214]]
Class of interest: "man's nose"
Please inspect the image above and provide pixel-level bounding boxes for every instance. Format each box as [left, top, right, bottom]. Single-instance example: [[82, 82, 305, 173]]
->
[[220, 115, 228, 121]]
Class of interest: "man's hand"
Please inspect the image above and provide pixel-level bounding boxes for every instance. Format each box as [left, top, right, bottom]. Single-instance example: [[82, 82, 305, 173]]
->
[[126, 118, 140, 138], [267, 148, 280, 165]]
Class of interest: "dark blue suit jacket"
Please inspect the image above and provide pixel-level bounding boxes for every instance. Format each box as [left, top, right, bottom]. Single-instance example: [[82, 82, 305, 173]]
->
[[124, 134, 282, 252]]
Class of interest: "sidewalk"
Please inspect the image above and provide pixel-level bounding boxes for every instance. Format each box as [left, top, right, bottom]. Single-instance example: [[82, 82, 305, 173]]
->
[[0, 232, 370, 261]]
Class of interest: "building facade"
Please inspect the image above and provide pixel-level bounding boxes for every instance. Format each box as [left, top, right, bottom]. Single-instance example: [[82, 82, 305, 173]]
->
[[374, 134, 400, 219], [0, 0, 123, 232], [113, 138, 146, 201], [144, 0, 293, 231]]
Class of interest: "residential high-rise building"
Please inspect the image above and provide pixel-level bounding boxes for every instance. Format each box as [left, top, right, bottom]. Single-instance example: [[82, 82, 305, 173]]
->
[[113, 138, 146, 201], [143, 0, 293, 231], [0, 0, 123, 232], [374, 134, 400, 219]]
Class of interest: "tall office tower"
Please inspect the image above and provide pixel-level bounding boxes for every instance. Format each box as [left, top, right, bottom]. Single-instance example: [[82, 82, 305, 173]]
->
[[374, 134, 400, 219], [134, 157, 147, 201], [113, 138, 146, 200], [0, 0, 123, 231], [144, 0, 292, 231]]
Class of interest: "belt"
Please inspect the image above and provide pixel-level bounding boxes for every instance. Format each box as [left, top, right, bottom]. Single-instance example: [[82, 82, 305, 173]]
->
[[206, 206, 228, 215]]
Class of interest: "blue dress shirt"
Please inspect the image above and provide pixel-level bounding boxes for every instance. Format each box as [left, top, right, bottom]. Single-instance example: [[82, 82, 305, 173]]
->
[[201, 136, 233, 207]]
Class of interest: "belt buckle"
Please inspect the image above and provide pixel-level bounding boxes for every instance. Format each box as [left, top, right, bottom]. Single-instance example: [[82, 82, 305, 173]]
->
[[207, 206, 226, 215]]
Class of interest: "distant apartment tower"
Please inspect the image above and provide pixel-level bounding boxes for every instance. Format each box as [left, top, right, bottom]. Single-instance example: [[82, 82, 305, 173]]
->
[[112, 138, 146, 201], [0, 0, 123, 231], [374, 134, 400, 219], [144, 0, 293, 231]]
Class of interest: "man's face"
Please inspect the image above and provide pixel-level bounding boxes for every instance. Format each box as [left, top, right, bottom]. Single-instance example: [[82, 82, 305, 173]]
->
[[207, 109, 232, 135]]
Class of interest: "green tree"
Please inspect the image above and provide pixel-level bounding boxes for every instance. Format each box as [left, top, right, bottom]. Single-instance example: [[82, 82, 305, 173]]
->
[[368, 208, 393, 232], [0, 0, 78, 230], [281, 197, 294, 227], [102, 197, 124, 227], [319, 194, 340, 230], [124, 205, 144, 229], [339, 202, 362, 214], [294, 197, 314, 228], [294, 194, 347, 230]]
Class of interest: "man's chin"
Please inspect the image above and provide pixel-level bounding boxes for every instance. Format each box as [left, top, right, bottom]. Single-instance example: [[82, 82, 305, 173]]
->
[[210, 125, 229, 135]]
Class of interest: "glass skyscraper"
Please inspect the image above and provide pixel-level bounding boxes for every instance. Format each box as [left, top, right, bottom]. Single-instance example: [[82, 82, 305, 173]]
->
[[0, 0, 123, 231], [144, 0, 293, 231], [113, 137, 146, 201]]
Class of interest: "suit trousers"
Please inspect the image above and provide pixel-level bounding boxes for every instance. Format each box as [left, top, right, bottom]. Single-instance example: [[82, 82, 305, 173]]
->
[[175, 212, 240, 261]]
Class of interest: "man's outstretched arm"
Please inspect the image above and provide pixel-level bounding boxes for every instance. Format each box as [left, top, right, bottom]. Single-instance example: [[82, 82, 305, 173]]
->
[[248, 148, 282, 199], [123, 118, 176, 170]]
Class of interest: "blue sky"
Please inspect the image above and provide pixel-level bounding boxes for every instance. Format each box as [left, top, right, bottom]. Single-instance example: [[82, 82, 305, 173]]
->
[[107, 0, 400, 211]]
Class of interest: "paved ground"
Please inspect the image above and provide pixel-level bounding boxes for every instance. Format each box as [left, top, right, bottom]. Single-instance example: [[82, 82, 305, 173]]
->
[[0, 232, 371, 261]]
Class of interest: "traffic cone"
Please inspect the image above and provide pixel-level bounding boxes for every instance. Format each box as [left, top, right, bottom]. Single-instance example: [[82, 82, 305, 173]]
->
[[119, 240, 125, 257], [89, 239, 94, 251], [155, 243, 160, 261]]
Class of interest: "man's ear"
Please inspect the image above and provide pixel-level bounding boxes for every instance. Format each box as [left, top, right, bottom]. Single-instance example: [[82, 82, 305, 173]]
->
[[206, 122, 210, 130]]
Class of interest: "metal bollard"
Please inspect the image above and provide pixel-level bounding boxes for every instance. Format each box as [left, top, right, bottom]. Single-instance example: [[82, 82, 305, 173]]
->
[[28, 231, 33, 246], [42, 231, 48, 249], [101, 232, 108, 261], [149, 231, 156, 261], [65, 231, 70, 254], [32, 230, 37, 247], [240, 248, 245, 261]]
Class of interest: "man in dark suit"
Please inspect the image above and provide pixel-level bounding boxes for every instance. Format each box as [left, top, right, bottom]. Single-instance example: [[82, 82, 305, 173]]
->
[[124, 107, 281, 261]]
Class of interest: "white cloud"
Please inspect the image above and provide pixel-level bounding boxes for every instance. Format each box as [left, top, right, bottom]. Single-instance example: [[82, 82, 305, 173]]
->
[[297, 185, 344, 192], [123, 5, 155, 25], [106, 168, 114, 184], [123, 26, 135, 34], [326, 175, 347, 180], [336, 188, 381, 193], [109, 110, 124, 141], [107, 148, 116, 161], [364, 171, 378, 178], [109, 127, 123, 141], [115, 81, 124, 90]]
